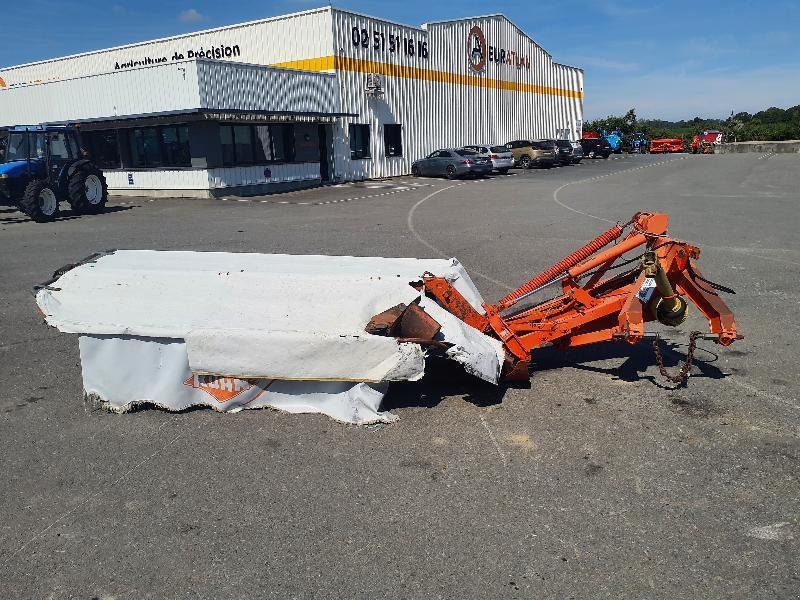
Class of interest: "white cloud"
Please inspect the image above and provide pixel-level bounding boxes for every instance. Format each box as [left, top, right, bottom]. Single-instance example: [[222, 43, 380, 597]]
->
[[179, 8, 207, 23]]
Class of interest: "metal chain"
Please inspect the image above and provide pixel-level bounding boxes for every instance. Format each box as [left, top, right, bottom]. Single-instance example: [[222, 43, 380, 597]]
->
[[652, 331, 702, 384]]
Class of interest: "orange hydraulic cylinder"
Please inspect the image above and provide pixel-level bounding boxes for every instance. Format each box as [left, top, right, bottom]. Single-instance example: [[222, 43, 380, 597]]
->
[[567, 233, 647, 279]]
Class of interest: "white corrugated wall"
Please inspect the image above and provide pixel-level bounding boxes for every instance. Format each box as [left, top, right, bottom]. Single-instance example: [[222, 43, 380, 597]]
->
[[329, 10, 584, 180], [0, 7, 583, 187], [0, 59, 340, 126], [0, 62, 200, 125], [0, 8, 333, 88], [196, 61, 338, 114]]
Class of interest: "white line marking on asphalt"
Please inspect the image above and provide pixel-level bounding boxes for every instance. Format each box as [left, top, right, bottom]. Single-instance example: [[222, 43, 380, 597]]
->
[[549, 157, 799, 412], [479, 415, 508, 468], [726, 378, 799, 410], [406, 183, 514, 290], [5, 421, 185, 565], [746, 522, 795, 540], [552, 157, 686, 224]]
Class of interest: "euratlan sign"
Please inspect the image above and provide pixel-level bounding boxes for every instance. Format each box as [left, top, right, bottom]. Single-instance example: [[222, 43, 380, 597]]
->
[[114, 44, 242, 71], [467, 25, 530, 73]]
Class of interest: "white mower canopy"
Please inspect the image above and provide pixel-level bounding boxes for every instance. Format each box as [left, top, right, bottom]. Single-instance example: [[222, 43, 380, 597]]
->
[[36, 250, 505, 424]]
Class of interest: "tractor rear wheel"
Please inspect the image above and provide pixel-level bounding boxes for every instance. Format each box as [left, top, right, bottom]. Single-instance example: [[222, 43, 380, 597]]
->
[[21, 180, 60, 222], [68, 164, 108, 214]]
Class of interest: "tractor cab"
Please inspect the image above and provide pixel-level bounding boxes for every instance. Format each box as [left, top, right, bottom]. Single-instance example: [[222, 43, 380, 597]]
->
[[0, 124, 107, 222], [2, 125, 78, 182], [0, 127, 8, 163]]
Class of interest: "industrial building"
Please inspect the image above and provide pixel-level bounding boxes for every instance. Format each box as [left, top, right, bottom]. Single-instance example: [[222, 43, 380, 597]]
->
[[0, 7, 584, 197]]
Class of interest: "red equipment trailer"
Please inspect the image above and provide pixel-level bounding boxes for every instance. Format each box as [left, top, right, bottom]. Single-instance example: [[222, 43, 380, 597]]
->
[[649, 138, 685, 153]]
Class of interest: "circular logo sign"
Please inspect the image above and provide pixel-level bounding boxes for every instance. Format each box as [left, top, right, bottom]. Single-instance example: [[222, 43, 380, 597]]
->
[[0, 76, 6, 88], [467, 26, 486, 72]]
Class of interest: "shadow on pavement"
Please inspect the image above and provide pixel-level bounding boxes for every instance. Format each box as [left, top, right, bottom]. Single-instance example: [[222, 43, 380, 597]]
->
[[0, 205, 133, 225], [531, 340, 727, 389], [385, 335, 730, 410], [383, 358, 510, 410]]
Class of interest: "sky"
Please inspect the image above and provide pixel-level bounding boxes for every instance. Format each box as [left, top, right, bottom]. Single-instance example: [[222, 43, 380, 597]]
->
[[3, 0, 799, 120]]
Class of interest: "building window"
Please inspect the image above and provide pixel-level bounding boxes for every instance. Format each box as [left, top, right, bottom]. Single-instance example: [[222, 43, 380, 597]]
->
[[161, 126, 190, 167], [220, 124, 297, 166], [293, 124, 319, 163], [384, 124, 402, 157], [130, 127, 162, 168], [126, 125, 191, 168], [270, 124, 294, 162], [349, 124, 371, 159], [220, 125, 236, 165], [83, 130, 121, 168], [233, 125, 254, 164]]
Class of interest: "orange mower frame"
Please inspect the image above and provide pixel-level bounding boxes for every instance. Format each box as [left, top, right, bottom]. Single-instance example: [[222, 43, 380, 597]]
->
[[416, 212, 740, 380]]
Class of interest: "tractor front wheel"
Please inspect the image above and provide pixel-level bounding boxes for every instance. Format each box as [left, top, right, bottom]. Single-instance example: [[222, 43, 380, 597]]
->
[[21, 180, 60, 222], [68, 164, 108, 214]]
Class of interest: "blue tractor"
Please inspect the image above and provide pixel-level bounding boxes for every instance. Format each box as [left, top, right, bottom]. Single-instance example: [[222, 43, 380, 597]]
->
[[0, 125, 107, 222], [622, 132, 650, 153], [601, 129, 624, 154]]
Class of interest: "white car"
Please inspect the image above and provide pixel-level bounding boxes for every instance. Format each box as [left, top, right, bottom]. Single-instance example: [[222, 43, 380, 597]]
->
[[462, 145, 514, 174]]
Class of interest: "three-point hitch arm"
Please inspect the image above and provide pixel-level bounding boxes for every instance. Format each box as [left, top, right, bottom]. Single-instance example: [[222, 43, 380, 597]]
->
[[419, 212, 741, 380]]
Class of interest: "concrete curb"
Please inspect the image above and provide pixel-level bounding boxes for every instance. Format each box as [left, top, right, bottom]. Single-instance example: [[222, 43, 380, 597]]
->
[[718, 140, 800, 154]]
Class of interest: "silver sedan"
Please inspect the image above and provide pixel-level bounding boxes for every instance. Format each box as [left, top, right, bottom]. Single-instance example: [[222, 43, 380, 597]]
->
[[411, 148, 493, 179], [462, 145, 515, 174]]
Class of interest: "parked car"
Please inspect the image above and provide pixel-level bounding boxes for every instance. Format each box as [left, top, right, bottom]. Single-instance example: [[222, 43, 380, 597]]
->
[[579, 137, 612, 159], [462, 145, 514, 174], [504, 140, 556, 168], [571, 141, 584, 164], [411, 148, 493, 179], [549, 139, 575, 166]]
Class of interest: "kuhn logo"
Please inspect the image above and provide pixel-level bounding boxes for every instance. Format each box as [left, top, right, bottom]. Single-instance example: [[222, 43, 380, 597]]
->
[[183, 374, 256, 403], [467, 26, 487, 72]]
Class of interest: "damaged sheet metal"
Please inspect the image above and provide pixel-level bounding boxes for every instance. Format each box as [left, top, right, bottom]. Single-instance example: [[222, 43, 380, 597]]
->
[[79, 335, 394, 424], [35, 250, 502, 423]]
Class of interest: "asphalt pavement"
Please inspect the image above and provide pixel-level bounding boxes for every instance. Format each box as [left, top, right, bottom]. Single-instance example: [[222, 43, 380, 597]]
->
[[1, 153, 798, 599]]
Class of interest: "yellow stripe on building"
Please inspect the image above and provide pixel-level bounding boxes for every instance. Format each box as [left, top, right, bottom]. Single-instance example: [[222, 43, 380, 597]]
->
[[272, 56, 583, 99]]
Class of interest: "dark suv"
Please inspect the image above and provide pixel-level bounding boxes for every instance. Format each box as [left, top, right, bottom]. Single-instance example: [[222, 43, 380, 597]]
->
[[552, 140, 576, 166], [579, 137, 612, 159]]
